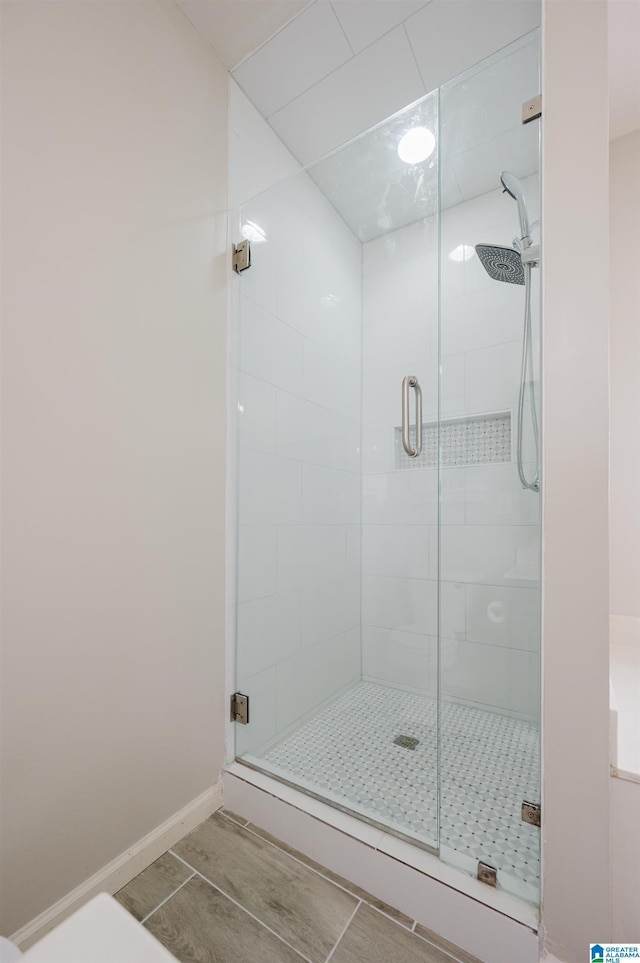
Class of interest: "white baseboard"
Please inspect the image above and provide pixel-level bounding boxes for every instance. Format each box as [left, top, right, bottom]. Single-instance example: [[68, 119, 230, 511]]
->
[[11, 781, 222, 950]]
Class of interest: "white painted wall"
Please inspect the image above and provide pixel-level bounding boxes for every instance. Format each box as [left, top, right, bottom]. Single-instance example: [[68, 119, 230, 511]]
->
[[609, 129, 640, 637], [541, 1, 611, 959], [608, 124, 640, 952], [229, 85, 362, 757], [610, 775, 640, 940], [0, 1, 228, 937]]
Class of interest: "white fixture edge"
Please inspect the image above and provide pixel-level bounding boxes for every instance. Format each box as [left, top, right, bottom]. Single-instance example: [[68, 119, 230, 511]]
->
[[10, 781, 223, 950], [20, 895, 177, 963]]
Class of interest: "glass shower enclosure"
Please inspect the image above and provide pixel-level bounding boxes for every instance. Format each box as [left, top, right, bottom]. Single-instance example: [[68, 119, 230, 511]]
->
[[233, 32, 541, 906]]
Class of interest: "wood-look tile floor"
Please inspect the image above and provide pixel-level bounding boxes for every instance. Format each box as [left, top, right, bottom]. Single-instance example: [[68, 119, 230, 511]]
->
[[115, 810, 483, 963], [115, 810, 479, 963]]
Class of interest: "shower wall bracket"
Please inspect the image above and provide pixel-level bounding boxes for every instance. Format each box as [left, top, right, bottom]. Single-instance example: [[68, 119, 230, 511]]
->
[[522, 94, 541, 124], [521, 800, 541, 827], [477, 862, 498, 887], [230, 692, 250, 724], [232, 240, 251, 274]]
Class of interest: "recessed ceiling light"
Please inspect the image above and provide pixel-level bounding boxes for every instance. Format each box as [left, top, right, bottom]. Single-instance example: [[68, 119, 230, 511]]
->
[[449, 244, 475, 262], [241, 220, 266, 243], [397, 126, 436, 165]]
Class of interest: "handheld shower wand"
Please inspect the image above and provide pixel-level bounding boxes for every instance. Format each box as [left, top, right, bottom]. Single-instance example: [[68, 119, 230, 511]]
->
[[476, 172, 540, 492], [500, 171, 540, 266], [500, 171, 539, 492], [500, 171, 532, 248]]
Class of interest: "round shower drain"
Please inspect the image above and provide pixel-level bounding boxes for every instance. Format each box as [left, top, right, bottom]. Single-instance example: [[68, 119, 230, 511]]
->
[[393, 734, 419, 750]]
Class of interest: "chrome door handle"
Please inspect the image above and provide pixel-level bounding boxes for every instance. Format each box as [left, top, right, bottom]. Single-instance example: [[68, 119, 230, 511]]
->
[[401, 375, 422, 457]]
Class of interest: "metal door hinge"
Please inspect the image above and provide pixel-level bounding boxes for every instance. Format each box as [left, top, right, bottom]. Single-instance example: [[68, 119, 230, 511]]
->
[[478, 862, 497, 887], [230, 692, 249, 724], [522, 94, 541, 124], [232, 240, 251, 274], [522, 800, 541, 827]]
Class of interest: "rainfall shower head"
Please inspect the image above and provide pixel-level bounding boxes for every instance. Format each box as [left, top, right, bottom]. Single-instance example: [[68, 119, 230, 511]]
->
[[475, 244, 524, 285], [476, 173, 538, 283], [500, 170, 532, 247]]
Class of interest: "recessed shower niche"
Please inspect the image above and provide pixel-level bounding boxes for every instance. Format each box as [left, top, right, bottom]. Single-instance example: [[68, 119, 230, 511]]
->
[[393, 411, 512, 471], [233, 31, 541, 908]]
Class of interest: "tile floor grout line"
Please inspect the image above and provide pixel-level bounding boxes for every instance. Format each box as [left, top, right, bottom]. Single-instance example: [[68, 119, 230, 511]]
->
[[232, 795, 537, 903], [366, 900, 434, 938], [235, 821, 350, 887], [232, 819, 407, 925], [167, 851, 315, 963], [139, 872, 196, 926], [163, 838, 478, 963], [323, 890, 477, 963], [219, 809, 249, 827], [323, 901, 361, 963]]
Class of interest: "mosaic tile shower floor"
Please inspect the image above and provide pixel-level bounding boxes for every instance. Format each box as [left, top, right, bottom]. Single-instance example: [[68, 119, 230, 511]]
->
[[245, 682, 540, 904]]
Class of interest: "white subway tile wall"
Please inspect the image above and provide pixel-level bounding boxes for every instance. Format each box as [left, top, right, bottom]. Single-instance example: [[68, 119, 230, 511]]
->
[[235, 124, 363, 754], [360, 184, 541, 719], [231, 80, 541, 749]]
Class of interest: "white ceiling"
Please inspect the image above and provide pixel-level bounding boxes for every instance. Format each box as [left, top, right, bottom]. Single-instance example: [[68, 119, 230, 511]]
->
[[226, 0, 542, 240], [177, 0, 637, 238], [178, 0, 639, 146], [231, 0, 541, 166], [308, 33, 539, 242], [308, 90, 439, 242], [175, 0, 311, 69]]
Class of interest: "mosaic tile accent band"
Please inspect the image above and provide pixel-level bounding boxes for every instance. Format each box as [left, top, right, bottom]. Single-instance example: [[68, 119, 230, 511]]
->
[[395, 412, 511, 469], [245, 682, 540, 904]]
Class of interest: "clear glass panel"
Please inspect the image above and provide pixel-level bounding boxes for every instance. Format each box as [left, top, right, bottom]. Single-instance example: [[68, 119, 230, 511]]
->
[[233, 28, 542, 908], [234, 91, 440, 850], [437, 31, 542, 904]]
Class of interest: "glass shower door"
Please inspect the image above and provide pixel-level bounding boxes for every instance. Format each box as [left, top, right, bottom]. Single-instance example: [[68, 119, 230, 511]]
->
[[233, 92, 441, 851], [233, 34, 542, 906], [437, 32, 542, 903]]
